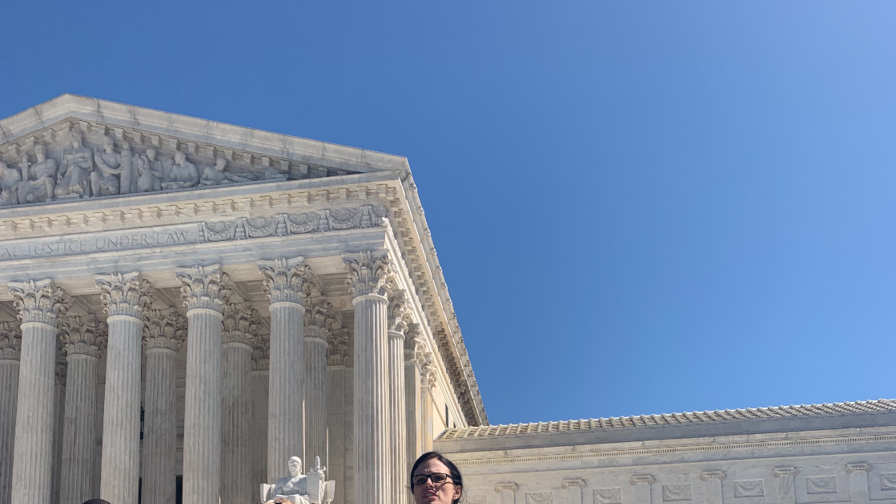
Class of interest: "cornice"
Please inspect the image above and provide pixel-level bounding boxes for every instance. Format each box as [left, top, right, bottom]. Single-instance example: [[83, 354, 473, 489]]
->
[[446, 433, 896, 468]]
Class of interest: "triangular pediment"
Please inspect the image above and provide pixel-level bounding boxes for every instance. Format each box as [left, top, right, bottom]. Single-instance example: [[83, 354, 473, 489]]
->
[[0, 94, 407, 206]]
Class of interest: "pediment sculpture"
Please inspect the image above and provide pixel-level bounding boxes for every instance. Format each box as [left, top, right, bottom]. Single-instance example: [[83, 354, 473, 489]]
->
[[0, 122, 327, 208], [260, 456, 335, 504]]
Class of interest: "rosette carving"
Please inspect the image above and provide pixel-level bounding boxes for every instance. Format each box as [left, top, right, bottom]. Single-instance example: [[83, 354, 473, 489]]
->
[[257, 257, 312, 306], [59, 313, 108, 358], [95, 272, 151, 319], [0, 320, 22, 360], [143, 307, 186, 352], [343, 251, 393, 298], [251, 331, 270, 371], [8, 279, 68, 326], [388, 290, 411, 335], [222, 302, 258, 347], [175, 264, 230, 313]]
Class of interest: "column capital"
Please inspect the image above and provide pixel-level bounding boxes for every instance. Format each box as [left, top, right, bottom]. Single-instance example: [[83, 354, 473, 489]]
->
[[343, 251, 394, 299], [59, 314, 107, 359], [772, 467, 798, 478], [388, 290, 412, 336], [0, 319, 21, 361], [701, 471, 726, 481], [175, 264, 230, 313], [251, 333, 270, 371], [561, 479, 586, 489], [494, 483, 519, 493], [8, 278, 68, 326], [223, 302, 258, 347], [257, 257, 311, 306], [305, 287, 338, 343], [630, 475, 655, 486], [845, 463, 871, 474], [404, 323, 423, 362], [95, 272, 151, 320], [326, 328, 350, 366], [143, 307, 186, 353], [55, 341, 67, 384]]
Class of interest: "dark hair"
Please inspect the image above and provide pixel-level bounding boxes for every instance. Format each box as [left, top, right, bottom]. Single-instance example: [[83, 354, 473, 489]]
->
[[82, 500, 111, 504], [410, 451, 464, 504]]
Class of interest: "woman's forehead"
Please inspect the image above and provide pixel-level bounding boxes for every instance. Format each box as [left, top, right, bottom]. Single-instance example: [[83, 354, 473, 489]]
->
[[415, 458, 450, 474]]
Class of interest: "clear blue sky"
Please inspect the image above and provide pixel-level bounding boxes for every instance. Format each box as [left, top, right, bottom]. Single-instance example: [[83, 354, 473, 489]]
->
[[3, 1, 895, 425]]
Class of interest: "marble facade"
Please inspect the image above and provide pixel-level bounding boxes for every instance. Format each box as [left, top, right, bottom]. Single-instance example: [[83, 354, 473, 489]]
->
[[0, 95, 892, 504], [0, 95, 483, 504]]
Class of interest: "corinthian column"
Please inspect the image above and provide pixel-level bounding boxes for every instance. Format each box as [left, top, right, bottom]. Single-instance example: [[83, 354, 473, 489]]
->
[[176, 265, 230, 504], [403, 325, 422, 475], [0, 320, 22, 504], [304, 283, 336, 467], [142, 308, 186, 504], [258, 257, 310, 480], [59, 315, 107, 504], [221, 303, 257, 504], [344, 251, 393, 504], [8, 279, 67, 504], [387, 291, 411, 504], [96, 272, 150, 504]]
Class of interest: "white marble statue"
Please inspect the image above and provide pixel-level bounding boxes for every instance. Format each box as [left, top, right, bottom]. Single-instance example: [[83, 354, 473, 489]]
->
[[135, 148, 164, 192], [55, 128, 93, 198], [0, 161, 21, 206], [162, 151, 199, 189], [17, 145, 58, 203], [91, 135, 122, 196], [200, 158, 252, 186], [261, 456, 334, 504]]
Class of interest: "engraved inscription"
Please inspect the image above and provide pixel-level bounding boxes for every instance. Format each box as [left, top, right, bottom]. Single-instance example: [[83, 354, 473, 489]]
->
[[0, 225, 198, 260]]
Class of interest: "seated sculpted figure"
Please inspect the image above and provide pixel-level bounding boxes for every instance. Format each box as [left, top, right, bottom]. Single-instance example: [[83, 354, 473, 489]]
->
[[162, 152, 200, 190], [261, 456, 333, 504], [0, 161, 22, 206], [199, 158, 251, 186], [135, 148, 164, 193], [92, 135, 122, 196], [55, 128, 93, 198], [17, 145, 58, 203]]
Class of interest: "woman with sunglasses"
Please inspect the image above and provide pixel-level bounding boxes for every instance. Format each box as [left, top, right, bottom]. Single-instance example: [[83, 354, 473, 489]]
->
[[410, 452, 464, 504]]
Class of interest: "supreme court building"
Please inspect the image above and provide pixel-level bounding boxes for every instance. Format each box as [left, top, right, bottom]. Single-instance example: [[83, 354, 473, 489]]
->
[[0, 96, 894, 504]]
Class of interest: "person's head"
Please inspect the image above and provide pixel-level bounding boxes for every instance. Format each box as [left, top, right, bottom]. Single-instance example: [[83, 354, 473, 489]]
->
[[102, 135, 114, 151], [146, 148, 156, 160], [410, 451, 463, 504], [175, 152, 186, 164], [34, 144, 46, 160], [215, 158, 226, 171], [287, 456, 302, 477], [82, 499, 111, 504]]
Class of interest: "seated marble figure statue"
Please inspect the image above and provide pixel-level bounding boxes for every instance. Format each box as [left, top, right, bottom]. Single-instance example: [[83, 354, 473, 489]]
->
[[261, 456, 334, 504]]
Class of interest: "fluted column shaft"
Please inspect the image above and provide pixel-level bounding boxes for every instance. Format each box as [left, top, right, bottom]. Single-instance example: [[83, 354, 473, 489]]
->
[[403, 354, 420, 476], [0, 357, 20, 504], [304, 334, 328, 465], [60, 355, 99, 504], [10, 321, 58, 504], [178, 264, 229, 504], [353, 294, 390, 504], [100, 315, 143, 504], [9, 279, 66, 504], [222, 342, 252, 504], [388, 329, 408, 504], [142, 348, 178, 504], [184, 308, 224, 504], [268, 302, 304, 477]]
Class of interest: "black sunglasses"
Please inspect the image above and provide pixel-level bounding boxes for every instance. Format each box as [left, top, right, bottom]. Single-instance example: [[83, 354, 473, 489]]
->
[[412, 473, 453, 486]]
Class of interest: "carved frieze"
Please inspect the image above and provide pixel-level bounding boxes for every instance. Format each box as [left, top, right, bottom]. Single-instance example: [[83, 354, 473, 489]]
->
[[143, 307, 186, 352], [594, 488, 623, 504], [0, 320, 21, 360], [806, 476, 837, 494], [0, 204, 388, 263], [733, 480, 764, 498], [662, 485, 692, 501], [526, 492, 553, 504], [880, 473, 896, 491], [0, 119, 359, 207]]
